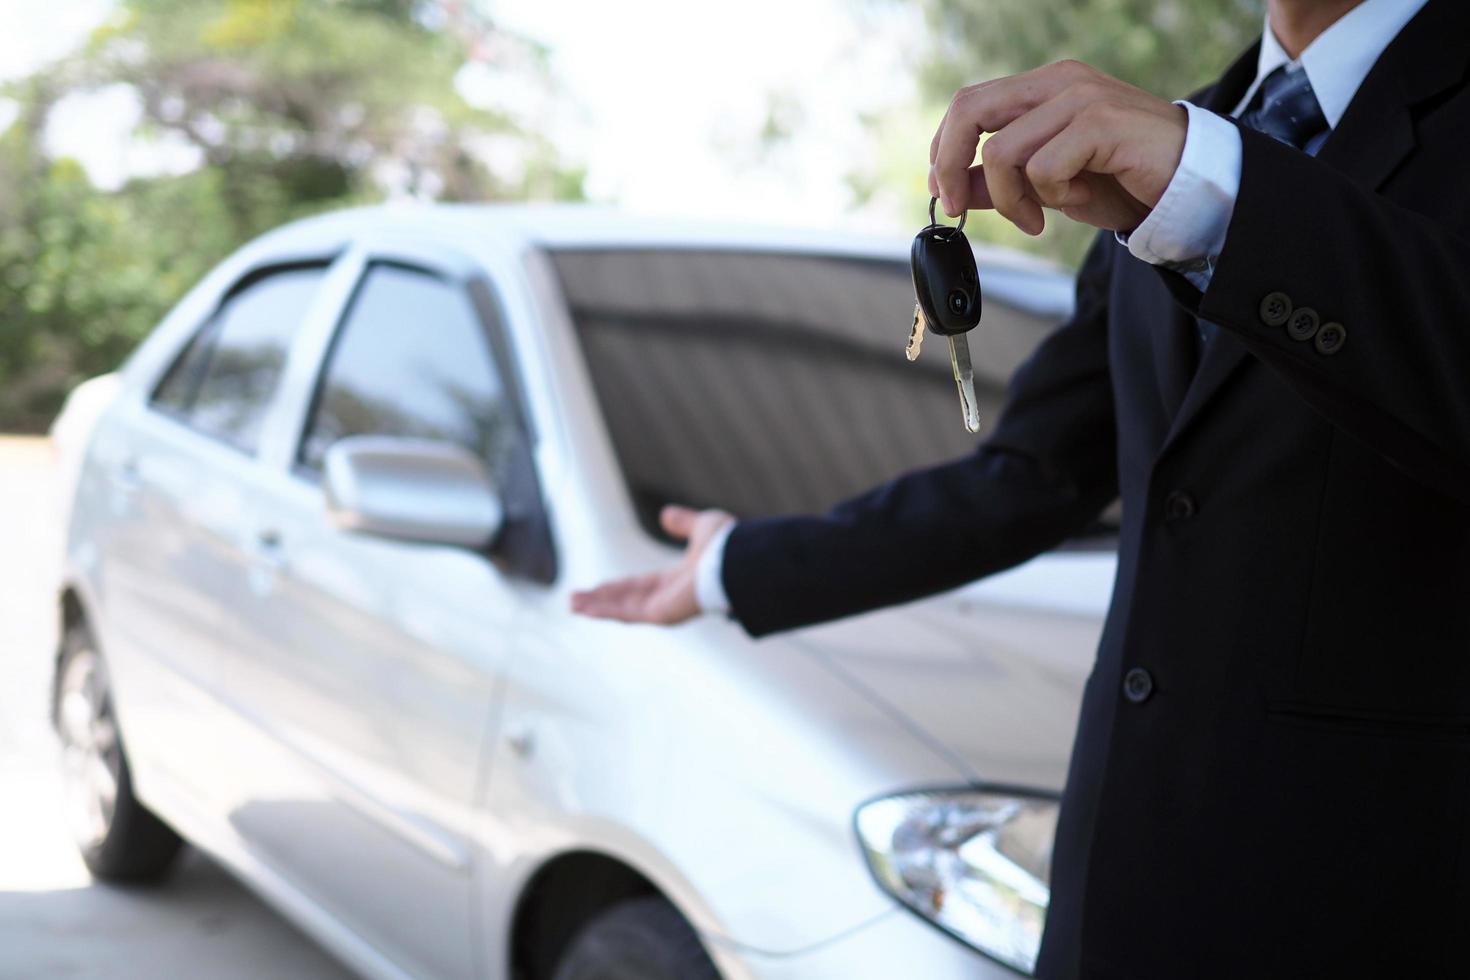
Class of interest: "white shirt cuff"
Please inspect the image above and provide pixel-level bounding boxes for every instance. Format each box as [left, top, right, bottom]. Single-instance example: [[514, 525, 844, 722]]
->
[[1119, 101, 1242, 290], [693, 519, 736, 614]]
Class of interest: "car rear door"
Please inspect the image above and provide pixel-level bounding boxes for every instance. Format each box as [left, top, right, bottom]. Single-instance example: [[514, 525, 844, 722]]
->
[[215, 240, 554, 980], [87, 260, 337, 814]]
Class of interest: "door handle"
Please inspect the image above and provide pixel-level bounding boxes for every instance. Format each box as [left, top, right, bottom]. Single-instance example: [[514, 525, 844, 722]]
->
[[116, 457, 142, 492], [108, 456, 143, 514], [247, 528, 288, 596], [254, 529, 286, 566]]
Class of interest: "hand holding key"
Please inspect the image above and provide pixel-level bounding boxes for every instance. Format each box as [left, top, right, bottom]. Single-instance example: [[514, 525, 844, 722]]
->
[[571, 505, 735, 624], [928, 59, 1186, 234]]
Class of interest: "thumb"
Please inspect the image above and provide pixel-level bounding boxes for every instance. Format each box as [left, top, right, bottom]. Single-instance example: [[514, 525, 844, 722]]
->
[[660, 504, 698, 541]]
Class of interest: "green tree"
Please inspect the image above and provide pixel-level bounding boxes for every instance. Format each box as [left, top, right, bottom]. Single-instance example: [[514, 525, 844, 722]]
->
[[860, 0, 1260, 265], [0, 0, 582, 431], [917, 0, 1261, 102]]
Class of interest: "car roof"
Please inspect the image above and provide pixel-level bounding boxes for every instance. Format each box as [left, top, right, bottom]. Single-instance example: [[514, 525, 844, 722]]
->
[[259, 203, 1077, 317]]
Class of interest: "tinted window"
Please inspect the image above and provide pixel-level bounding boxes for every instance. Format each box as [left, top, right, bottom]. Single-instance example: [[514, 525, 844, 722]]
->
[[299, 264, 515, 476], [152, 265, 328, 454], [551, 249, 1068, 537]]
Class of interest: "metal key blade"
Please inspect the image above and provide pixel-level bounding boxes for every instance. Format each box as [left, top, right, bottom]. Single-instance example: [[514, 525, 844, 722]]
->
[[906, 303, 926, 361], [947, 333, 981, 433]]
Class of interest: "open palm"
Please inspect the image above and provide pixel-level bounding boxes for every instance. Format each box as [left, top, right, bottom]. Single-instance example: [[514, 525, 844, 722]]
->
[[571, 505, 734, 625]]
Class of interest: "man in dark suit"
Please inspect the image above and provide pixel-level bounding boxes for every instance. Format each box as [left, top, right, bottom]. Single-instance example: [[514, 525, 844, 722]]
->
[[574, 0, 1470, 975]]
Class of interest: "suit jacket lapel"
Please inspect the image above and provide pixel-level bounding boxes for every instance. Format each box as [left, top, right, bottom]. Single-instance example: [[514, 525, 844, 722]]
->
[[1314, 0, 1467, 187], [1160, 0, 1465, 456]]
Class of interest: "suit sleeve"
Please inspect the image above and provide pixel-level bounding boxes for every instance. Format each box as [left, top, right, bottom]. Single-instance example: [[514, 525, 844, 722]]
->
[[1162, 126, 1470, 503], [721, 232, 1121, 638]]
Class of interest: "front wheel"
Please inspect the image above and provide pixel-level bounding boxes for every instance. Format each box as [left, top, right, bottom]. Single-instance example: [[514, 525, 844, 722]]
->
[[551, 896, 722, 980], [54, 625, 183, 882]]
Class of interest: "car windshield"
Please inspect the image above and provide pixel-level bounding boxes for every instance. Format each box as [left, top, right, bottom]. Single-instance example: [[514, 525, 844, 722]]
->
[[550, 247, 1075, 540]]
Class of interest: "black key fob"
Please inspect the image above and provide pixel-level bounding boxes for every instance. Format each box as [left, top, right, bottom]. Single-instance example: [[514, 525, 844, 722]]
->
[[911, 200, 981, 337]]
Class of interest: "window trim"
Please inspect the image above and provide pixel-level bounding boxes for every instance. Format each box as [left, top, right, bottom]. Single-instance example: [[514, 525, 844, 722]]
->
[[147, 259, 335, 456]]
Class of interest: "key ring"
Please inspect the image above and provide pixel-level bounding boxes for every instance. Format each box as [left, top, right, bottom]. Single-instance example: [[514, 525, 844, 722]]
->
[[927, 197, 966, 236]]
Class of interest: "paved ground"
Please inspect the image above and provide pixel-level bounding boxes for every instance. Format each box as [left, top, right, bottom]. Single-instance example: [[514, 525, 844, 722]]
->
[[0, 436, 354, 979]]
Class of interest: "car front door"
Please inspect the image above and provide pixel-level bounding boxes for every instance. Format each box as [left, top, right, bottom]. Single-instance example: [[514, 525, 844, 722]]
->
[[218, 243, 554, 980]]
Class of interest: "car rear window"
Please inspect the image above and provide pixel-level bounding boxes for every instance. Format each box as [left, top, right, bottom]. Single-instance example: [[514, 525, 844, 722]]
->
[[152, 263, 329, 454], [549, 248, 1068, 538]]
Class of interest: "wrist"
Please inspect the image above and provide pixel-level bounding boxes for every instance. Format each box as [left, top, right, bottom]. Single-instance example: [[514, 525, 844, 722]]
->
[[693, 519, 737, 614], [1124, 101, 1242, 276]]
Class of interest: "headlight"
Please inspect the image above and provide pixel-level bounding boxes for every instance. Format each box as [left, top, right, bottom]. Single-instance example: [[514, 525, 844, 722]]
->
[[854, 787, 1058, 975]]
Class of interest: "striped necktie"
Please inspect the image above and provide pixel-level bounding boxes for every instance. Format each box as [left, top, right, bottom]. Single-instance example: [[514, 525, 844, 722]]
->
[[1240, 64, 1329, 154]]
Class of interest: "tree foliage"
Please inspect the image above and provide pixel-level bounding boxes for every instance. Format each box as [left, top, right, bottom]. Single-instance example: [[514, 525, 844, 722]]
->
[[917, 0, 1261, 102], [0, 0, 582, 431], [877, 0, 1261, 265]]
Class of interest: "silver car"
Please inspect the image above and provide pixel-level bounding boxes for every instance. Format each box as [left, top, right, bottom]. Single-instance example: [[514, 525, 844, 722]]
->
[[51, 205, 1114, 980]]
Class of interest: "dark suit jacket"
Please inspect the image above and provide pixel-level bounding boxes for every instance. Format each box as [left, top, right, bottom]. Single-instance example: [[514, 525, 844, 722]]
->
[[721, 3, 1470, 976]]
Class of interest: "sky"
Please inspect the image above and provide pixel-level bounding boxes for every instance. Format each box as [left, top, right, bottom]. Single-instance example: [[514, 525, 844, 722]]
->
[[0, 0, 929, 232]]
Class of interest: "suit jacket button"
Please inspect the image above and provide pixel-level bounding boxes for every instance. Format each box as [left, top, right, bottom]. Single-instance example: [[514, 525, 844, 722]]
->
[[1259, 291, 1293, 326], [1124, 668, 1154, 704], [1286, 306, 1319, 341], [1164, 490, 1198, 522], [1315, 322, 1346, 355]]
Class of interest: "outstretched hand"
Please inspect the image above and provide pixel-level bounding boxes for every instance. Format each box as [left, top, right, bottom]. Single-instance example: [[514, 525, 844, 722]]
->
[[570, 505, 735, 625]]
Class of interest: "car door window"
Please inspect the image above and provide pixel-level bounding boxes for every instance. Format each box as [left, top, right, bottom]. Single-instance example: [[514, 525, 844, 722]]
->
[[298, 262, 516, 475], [550, 249, 1078, 537], [152, 264, 329, 454], [298, 260, 555, 581], [297, 261, 555, 581]]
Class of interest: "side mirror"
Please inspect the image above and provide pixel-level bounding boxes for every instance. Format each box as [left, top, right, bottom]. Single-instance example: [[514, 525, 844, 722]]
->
[[322, 436, 503, 549]]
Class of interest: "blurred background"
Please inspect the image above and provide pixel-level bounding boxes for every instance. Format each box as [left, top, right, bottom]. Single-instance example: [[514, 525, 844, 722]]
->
[[0, 0, 1259, 433], [0, 1, 1257, 977]]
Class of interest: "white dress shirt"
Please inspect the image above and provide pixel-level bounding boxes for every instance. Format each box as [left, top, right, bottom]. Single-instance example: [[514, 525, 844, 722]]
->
[[696, 0, 1429, 616], [694, 518, 736, 613], [1125, 0, 1429, 283]]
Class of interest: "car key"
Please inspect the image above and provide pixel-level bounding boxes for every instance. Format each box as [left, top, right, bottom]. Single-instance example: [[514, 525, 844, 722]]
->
[[910, 197, 983, 432], [905, 303, 926, 361]]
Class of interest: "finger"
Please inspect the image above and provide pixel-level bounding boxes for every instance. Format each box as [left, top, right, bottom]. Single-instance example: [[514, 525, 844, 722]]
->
[[571, 575, 653, 620], [575, 591, 644, 622], [928, 165, 994, 215], [660, 505, 698, 541], [576, 598, 638, 622], [933, 61, 1095, 215], [965, 166, 996, 210], [979, 85, 1109, 234], [981, 133, 1045, 235], [931, 70, 1053, 165], [929, 85, 991, 164], [933, 107, 981, 216], [1024, 105, 1115, 210], [571, 582, 619, 615]]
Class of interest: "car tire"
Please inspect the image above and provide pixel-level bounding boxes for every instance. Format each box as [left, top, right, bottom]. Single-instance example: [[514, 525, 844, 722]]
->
[[551, 896, 722, 980], [54, 624, 183, 882]]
